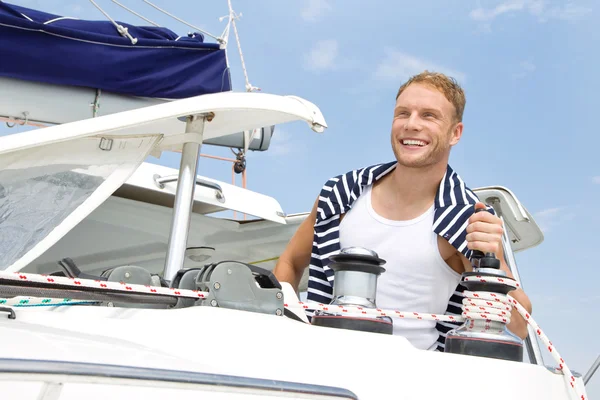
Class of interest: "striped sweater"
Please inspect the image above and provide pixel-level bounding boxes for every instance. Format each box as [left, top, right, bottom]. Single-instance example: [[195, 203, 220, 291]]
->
[[307, 160, 495, 351]]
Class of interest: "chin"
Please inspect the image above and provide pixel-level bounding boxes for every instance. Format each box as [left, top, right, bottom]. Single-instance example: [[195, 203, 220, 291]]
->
[[396, 159, 433, 168], [393, 150, 426, 165], [393, 147, 448, 169], [394, 152, 445, 169]]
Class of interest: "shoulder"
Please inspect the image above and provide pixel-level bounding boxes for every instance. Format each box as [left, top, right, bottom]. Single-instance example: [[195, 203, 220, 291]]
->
[[319, 161, 397, 195], [315, 163, 388, 224], [438, 165, 496, 215]]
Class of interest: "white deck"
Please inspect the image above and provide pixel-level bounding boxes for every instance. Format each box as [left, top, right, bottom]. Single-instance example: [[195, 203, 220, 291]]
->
[[0, 304, 584, 400]]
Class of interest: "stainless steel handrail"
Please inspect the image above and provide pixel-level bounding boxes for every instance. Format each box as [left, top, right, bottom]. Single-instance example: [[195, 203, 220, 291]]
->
[[499, 215, 544, 365], [487, 194, 544, 366], [584, 354, 600, 386], [153, 174, 225, 203]]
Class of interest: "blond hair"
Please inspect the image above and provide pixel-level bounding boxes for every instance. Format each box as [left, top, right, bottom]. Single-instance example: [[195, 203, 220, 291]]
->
[[396, 71, 466, 122]]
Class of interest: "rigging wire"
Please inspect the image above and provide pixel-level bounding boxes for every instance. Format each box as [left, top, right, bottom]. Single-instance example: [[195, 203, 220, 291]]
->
[[88, 0, 138, 44], [142, 0, 223, 43], [111, 0, 159, 26]]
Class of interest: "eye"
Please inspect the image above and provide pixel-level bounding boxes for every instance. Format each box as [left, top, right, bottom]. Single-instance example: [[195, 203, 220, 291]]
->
[[423, 112, 435, 118], [395, 111, 409, 117]]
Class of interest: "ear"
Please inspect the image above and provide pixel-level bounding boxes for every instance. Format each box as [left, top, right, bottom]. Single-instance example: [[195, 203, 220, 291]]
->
[[449, 122, 463, 146]]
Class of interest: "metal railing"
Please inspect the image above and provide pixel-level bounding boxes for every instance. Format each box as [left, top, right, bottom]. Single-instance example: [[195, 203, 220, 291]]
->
[[153, 174, 225, 204]]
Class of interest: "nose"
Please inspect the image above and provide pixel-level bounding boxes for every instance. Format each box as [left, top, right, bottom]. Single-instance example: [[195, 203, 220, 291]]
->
[[404, 112, 422, 131]]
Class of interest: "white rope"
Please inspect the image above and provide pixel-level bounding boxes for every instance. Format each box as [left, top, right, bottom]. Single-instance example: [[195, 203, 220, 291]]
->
[[88, 0, 137, 44], [142, 0, 222, 43], [111, 0, 159, 27], [507, 295, 582, 397], [226, 0, 259, 92], [465, 285, 583, 399], [0, 271, 208, 300], [292, 301, 463, 322], [219, 12, 233, 46]]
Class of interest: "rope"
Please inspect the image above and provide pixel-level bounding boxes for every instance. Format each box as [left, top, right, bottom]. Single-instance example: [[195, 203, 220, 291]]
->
[[0, 283, 178, 306], [291, 302, 463, 322], [0, 116, 47, 128], [91, 89, 101, 117], [142, 0, 222, 43], [219, 11, 233, 45], [89, 0, 138, 44], [249, 256, 280, 265], [111, 0, 160, 27], [0, 271, 208, 300], [4, 112, 29, 128], [0, 297, 97, 307], [294, 274, 585, 400], [459, 274, 519, 327], [226, 0, 259, 92], [508, 296, 582, 397], [0, 271, 583, 398]]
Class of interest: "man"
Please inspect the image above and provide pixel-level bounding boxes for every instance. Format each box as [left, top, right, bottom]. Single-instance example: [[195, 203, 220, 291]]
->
[[273, 71, 532, 351]]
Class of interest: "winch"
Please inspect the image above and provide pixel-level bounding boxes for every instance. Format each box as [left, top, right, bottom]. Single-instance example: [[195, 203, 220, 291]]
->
[[444, 209, 523, 362], [311, 247, 393, 334], [170, 260, 285, 316]]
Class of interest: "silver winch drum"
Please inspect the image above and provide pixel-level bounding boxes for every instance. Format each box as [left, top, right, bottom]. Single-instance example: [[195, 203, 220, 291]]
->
[[311, 247, 393, 335], [444, 209, 524, 362]]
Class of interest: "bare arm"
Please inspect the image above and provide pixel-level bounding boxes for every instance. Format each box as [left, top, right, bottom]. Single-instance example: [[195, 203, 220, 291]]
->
[[273, 197, 319, 292], [497, 256, 532, 339]]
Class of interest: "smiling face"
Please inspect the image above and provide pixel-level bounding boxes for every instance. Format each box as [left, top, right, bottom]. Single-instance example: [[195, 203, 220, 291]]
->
[[391, 82, 463, 169]]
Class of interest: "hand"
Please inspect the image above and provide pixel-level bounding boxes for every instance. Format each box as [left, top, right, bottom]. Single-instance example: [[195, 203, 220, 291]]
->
[[465, 202, 504, 257]]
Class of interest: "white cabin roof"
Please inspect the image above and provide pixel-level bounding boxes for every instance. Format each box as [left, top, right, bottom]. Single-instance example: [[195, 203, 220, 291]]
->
[[117, 162, 287, 223], [0, 91, 326, 156], [0, 91, 327, 272]]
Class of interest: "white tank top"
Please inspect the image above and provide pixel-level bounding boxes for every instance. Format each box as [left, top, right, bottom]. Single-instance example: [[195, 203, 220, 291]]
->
[[339, 184, 461, 351]]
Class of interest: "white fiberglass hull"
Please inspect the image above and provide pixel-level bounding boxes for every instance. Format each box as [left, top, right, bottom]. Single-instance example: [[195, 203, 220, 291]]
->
[[0, 305, 586, 400]]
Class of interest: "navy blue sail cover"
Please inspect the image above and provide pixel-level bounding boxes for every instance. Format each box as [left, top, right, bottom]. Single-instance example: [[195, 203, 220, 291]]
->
[[0, 1, 231, 99]]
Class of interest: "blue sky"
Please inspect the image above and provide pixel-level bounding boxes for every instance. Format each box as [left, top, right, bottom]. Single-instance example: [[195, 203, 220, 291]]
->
[[2, 0, 599, 396]]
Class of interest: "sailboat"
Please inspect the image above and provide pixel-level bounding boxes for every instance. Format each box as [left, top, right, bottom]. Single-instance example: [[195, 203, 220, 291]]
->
[[0, 1, 596, 399]]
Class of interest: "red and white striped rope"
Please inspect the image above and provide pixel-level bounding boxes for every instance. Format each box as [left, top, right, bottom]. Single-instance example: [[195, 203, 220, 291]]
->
[[294, 274, 584, 400], [507, 296, 581, 398], [0, 271, 209, 300], [291, 301, 464, 322], [464, 274, 521, 289], [0, 271, 583, 399], [462, 290, 512, 325], [463, 276, 582, 398]]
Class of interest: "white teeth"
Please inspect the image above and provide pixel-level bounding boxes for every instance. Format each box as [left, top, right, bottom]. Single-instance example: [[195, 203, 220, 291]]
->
[[402, 139, 426, 146]]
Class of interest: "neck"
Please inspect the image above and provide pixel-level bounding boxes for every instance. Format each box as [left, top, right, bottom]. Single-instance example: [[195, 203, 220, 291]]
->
[[380, 161, 448, 207]]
